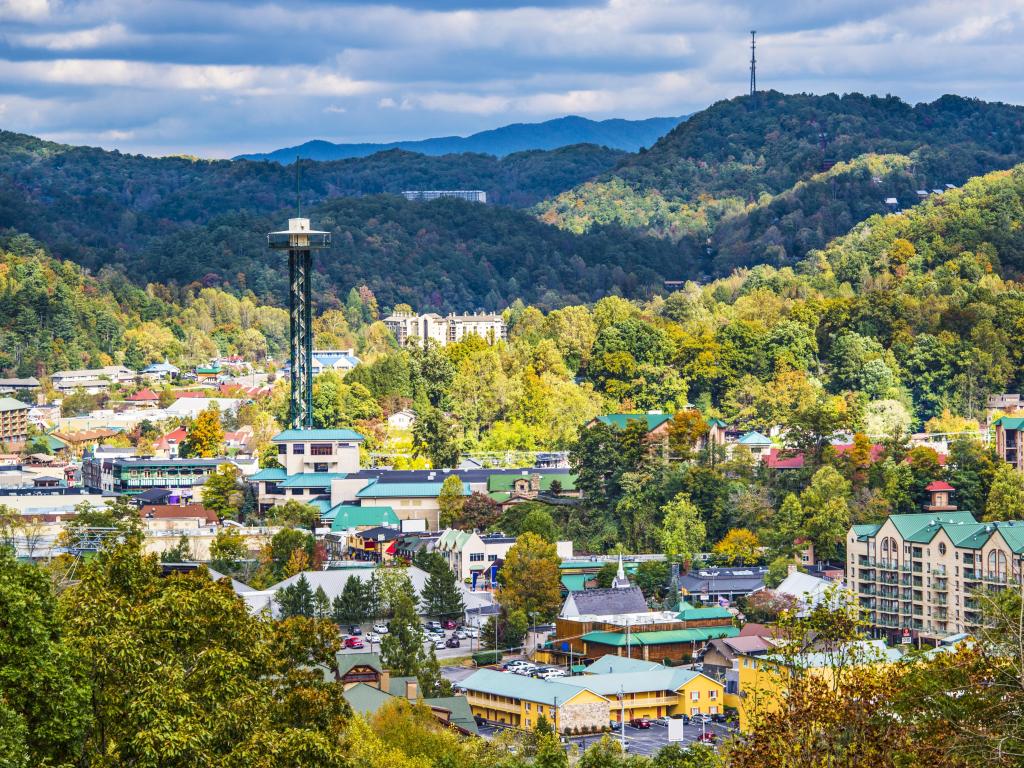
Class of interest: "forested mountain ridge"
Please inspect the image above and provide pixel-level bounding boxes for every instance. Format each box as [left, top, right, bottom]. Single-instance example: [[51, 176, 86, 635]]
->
[[236, 114, 685, 162], [536, 92, 1024, 278]]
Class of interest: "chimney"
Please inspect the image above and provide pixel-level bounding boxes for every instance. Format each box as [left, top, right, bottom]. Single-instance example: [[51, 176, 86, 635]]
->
[[405, 679, 419, 700]]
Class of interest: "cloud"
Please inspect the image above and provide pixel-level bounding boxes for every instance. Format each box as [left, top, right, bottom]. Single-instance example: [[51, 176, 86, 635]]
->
[[0, 0, 1021, 157]]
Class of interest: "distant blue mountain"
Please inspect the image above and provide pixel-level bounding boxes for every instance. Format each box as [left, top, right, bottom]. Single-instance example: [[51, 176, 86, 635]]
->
[[235, 114, 686, 163]]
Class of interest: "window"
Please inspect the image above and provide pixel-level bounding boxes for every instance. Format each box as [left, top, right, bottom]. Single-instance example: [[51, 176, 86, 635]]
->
[[313, 463, 328, 473], [691, 707, 699, 716], [292, 443, 305, 455], [709, 706, 718, 714], [278, 444, 287, 455], [311, 444, 332, 456], [469, 553, 485, 562], [988, 549, 1008, 580], [488, 554, 498, 561], [690, 691, 700, 701], [525, 702, 531, 711], [709, 690, 717, 700]]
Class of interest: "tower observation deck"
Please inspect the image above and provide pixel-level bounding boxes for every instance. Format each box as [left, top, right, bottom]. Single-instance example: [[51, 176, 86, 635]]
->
[[268, 217, 330, 429]]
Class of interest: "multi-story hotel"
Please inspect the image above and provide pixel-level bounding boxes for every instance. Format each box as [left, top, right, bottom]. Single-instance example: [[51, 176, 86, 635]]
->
[[0, 396, 30, 445], [382, 311, 506, 347], [846, 481, 1024, 643]]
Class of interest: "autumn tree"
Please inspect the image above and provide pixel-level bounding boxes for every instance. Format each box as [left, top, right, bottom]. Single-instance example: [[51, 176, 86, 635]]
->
[[179, 402, 225, 457], [201, 462, 243, 519], [267, 499, 321, 530], [437, 475, 466, 528], [714, 528, 762, 564], [498, 532, 562, 621], [667, 409, 709, 459], [411, 406, 460, 468], [984, 462, 1024, 521]]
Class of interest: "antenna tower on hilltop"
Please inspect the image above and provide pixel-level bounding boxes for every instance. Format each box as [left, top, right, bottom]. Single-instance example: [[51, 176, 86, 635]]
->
[[749, 30, 757, 96]]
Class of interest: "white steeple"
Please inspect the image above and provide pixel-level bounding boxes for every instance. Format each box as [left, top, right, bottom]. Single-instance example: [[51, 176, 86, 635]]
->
[[612, 554, 631, 589]]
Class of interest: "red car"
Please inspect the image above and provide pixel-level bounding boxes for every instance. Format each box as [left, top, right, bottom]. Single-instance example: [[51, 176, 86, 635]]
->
[[443, 619, 457, 630], [697, 731, 717, 744], [345, 636, 365, 649], [629, 717, 651, 729]]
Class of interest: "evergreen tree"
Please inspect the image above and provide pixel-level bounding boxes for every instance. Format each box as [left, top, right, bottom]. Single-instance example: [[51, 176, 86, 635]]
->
[[313, 586, 331, 619], [380, 590, 426, 677], [416, 646, 453, 698], [159, 535, 192, 563], [331, 575, 368, 625], [419, 556, 465, 621], [276, 574, 314, 618]]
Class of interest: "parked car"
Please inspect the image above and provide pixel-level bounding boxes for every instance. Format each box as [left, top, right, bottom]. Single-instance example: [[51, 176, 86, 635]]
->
[[349, 625, 362, 635], [629, 718, 651, 729], [454, 630, 468, 639], [425, 621, 442, 631], [538, 669, 566, 679], [711, 713, 727, 723], [445, 637, 461, 648], [463, 627, 479, 638], [443, 619, 457, 629], [697, 732, 717, 744], [691, 714, 712, 725], [364, 633, 381, 643], [671, 714, 691, 724], [654, 716, 671, 726], [433, 639, 446, 650], [345, 636, 365, 649], [513, 664, 537, 676], [372, 623, 388, 634]]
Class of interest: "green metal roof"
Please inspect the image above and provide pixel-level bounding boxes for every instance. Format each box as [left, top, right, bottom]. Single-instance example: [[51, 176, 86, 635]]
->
[[995, 416, 1024, 430], [309, 499, 333, 515], [852, 523, 882, 540], [993, 522, 1024, 554], [331, 505, 400, 531], [278, 472, 348, 488], [706, 417, 728, 428], [460, 668, 606, 706], [272, 429, 364, 442], [583, 655, 665, 675], [336, 652, 384, 678], [561, 574, 588, 592], [343, 683, 394, 716], [0, 396, 30, 412], [44, 434, 69, 451], [582, 625, 739, 647], [357, 479, 470, 498], [677, 605, 733, 621], [250, 467, 288, 481], [738, 430, 771, 446], [887, 512, 978, 543], [595, 413, 673, 432], [487, 473, 577, 492], [560, 668, 705, 696], [423, 695, 480, 736]]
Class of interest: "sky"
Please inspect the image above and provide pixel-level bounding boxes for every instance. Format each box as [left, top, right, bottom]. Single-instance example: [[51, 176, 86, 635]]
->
[[0, 0, 1022, 158]]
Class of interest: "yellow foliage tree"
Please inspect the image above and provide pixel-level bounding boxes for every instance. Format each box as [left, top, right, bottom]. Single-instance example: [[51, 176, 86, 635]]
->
[[714, 528, 763, 565]]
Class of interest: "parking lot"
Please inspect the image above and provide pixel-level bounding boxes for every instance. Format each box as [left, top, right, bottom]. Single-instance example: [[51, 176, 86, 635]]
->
[[336, 624, 485, 660], [476, 719, 736, 756]]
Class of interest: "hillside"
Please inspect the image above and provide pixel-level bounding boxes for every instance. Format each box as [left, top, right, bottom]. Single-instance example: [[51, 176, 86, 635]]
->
[[235, 114, 684, 162], [536, 92, 1024, 276]]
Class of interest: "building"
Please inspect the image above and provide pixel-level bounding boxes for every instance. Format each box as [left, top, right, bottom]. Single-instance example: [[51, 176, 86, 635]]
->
[[994, 415, 1024, 471], [401, 190, 486, 203], [140, 360, 179, 381], [774, 568, 843, 617], [387, 409, 416, 430], [51, 366, 135, 394], [83, 456, 226, 494], [125, 388, 160, 406], [0, 377, 40, 395], [736, 431, 772, 460], [383, 312, 507, 347], [846, 483, 1024, 642], [281, 349, 360, 377], [677, 566, 769, 606], [735, 640, 903, 730], [435, 529, 516, 585], [0, 397, 31, 444], [487, 471, 580, 509], [560, 585, 648, 620], [589, 412, 674, 438], [355, 479, 469, 532], [461, 656, 725, 732]]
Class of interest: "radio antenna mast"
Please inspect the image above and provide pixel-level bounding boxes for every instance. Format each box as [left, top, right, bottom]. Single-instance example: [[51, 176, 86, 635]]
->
[[295, 156, 301, 218], [749, 31, 757, 96]]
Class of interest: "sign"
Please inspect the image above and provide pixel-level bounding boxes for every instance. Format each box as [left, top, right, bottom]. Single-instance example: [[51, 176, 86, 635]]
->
[[901, 628, 912, 645], [667, 718, 685, 742]]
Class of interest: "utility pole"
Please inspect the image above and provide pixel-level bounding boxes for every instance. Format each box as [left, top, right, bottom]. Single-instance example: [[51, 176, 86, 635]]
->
[[749, 30, 757, 96], [619, 686, 626, 749]]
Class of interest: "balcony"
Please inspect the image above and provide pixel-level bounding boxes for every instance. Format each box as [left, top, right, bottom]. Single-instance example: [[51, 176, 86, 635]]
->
[[859, 585, 877, 595], [931, 566, 947, 576], [932, 578, 948, 591], [963, 568, 978, 580], [982, 571, 1009, 585], [877, 616, 901, 628], [934, 595, 948, 607], [934, 608, 948, 619]]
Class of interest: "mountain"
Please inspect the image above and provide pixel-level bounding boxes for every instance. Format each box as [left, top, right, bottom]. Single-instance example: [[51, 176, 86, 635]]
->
[[536, 92, 1024, 277], [234, 114, 684, 162]]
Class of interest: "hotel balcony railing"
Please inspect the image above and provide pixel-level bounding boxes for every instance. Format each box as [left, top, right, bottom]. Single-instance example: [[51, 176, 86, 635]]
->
[[931, 566, 947, 576], [932, 578, 948, 591], [858, 585, 877, 595], [982, 571, 1009, 585], [934, 595, 948, 606]]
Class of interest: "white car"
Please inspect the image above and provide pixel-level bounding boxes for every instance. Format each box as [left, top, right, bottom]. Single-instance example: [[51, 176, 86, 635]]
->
[[365, 633, 381, 643], [454, 630, 467, 639], [434, 639, 446, 650], [372, 623, 389, 634], [464, 626, 479, 638], [538, 669, 566, 679]]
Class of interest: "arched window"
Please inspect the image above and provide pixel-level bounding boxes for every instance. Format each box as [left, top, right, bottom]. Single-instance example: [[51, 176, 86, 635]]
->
[[881, 536, 897, 565], [938, 542, 947, 556], [988, 549, 1008, 581]]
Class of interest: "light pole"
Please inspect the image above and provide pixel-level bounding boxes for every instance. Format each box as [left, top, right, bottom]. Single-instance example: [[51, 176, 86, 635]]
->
[[618, 685, 626, 749], [529, 611, 537, 660]]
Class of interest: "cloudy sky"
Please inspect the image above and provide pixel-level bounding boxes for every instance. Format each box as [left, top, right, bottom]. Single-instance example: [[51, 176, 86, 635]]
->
[[0, 0, 1021, 157]]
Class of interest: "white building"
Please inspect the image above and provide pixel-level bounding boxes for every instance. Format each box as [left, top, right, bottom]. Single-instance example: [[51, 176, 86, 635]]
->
[[401, 190, 486, 203], [51, 366, 136, 394], [383, 311, 507, 347], [387, 409, 416, 430]]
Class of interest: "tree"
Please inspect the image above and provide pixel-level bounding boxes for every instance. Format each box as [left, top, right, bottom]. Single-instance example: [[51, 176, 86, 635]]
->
[[437, 475, 466, 529], [375, 567, 415, 617], [411, 406, 460, 468], [800, 466, 852, 561], [984, 462, 1024, 521], [634, 560, 670, 600], [419, 555, 465, 621], [660, 493, 706, 565], [947, 436, 997, 518], [380, 590, 427, 677], [415, 647, 453, 699], [667, 409, 709, 459], [276, 574, 315, 618], [313, 585, 331, 619], [267, 499, 320, 529], [652, 743, 717, 768], [766, 555, 801, 588], [259, 443, 283, 469], [713, 528, 762, 565], [519, 506, 559, 543], [457, 491, 500, 530], [159, 535, 193, 563], [179, 402, 224, 457], [331, 575, 368, 625], [480, 607, 529, 653], [498, 533, 562, 621], [594, 561, 618, 588], [201, 462, 243, 520], [266, 528, 316, 581], [209, 527, 248, 574]]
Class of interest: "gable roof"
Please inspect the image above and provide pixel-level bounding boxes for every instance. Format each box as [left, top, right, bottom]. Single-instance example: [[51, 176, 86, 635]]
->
[[738, 430, 771, 446], [925, 480, 955, 492], [357, 479, 470, 498], [560, 668, 708, 696], [342, 683, 394, 716], [278, 472, 348, 488], [250, 467, 288, 481], [330, 505, 400, 531], [995, 416, 1024, 430], [582, 625, 739, 647], [583, 655, 665, 675], [336, 652, 384, 678], [562, 586, 648, 617], [487, 473, 577, 492], [594, 413, 673, 432], [0, 396, 31, 412], [886, 512, 978, 543], [677, 604, 733, 621]]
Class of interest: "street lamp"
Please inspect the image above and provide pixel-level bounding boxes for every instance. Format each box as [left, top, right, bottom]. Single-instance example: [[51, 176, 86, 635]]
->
[[618, 685, 626, 749]]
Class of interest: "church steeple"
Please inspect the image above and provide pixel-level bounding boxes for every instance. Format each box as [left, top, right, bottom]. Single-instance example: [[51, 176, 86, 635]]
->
[[612, 554, 631, 589]]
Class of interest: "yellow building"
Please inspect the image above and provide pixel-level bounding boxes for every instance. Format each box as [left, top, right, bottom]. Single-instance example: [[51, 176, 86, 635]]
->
[[734, 640, 904, 730], [461, 656, 725, 732]]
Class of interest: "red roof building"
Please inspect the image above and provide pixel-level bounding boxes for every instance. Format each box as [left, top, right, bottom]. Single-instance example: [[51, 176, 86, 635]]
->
[[127, 388, 159, 402]]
